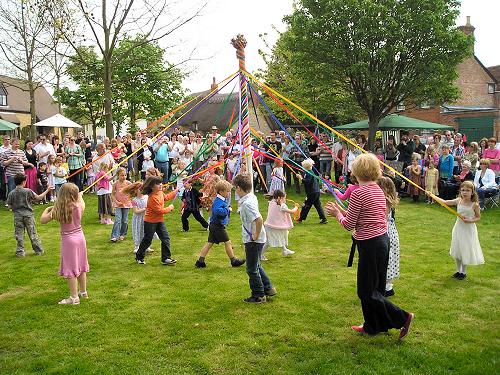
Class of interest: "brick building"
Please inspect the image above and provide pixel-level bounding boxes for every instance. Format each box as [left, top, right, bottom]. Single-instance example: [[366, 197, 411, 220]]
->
[[396, 17, 499, 142]]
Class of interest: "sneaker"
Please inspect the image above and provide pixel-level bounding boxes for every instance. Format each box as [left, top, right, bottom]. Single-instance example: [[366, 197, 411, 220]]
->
[[451, 272, 460, 278], [457, 273, 466, 280], [195, 260, 206, 268], [399, 313, 415, 340], [260, 255, 268, 261], [243, 296, 266, 304], [265, 287, 277, 297], [320, 219, 328, 224], [231, 258, 246, 267], [146, 247, 154, 253], [110, 238, 117, 243], [106, 219, 114, 225], [161, 258, 177, 266], [385, 289, 395, 297], [16, 253, 26, 258], [282, 249, 295, 257], [133, 246, 139, 253], [351, 325, 365, 334], [136, 259, 146, 265]]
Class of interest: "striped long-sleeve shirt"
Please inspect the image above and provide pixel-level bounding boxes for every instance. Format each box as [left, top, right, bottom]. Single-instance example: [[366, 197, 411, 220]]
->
[[335, 183, 387, 240]]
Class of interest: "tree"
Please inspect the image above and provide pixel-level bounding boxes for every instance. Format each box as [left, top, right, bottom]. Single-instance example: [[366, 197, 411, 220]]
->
[[284, 0, 472, 148], [0, 0, 52, 138], [112, 36, 185, 133], [55, 47, 105, 141], [50, 0, 205, 138], [258, 30, 362, 127]]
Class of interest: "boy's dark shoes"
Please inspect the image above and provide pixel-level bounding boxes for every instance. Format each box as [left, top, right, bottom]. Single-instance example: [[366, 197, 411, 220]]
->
[[385, 289, 395, 297], [451, 272, 460, 278], [231, 258, 246, 267], [161, 258, 177, 266], [457, 273, 466, 280], [243, 296, 266, 304], [265, 287, 277, 297], [320, 219, 328, 224], [181, 229, 189, 232], [399, 313, 415, 340], [195, 260, 206, 268]]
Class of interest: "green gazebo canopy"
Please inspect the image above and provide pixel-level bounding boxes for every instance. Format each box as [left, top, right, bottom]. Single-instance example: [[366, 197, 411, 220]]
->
[[335, 114, 454, 131], [0, 119, 19, 131]]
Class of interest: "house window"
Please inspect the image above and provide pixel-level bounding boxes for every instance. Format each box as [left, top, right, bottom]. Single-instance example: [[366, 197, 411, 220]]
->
[[420, 101, 430, 109], [396, 104, 405, 111], [0, 85, 7, 106], [488, 83, 495, 94]]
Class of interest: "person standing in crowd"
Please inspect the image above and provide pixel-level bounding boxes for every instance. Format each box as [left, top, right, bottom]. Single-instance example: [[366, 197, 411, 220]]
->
[[318, 133, 334, 180], [65, 136, 84, 190], [441, 131, 454, 151], [23, 139, 38, 193], [291, 132, 308, 194], [335, 142, 347, 184], [384, 136, 399, 162], [1, 138, 32, 197], [451, 135, 465, 175], [482, 137, 500, 176], [432, 134, 442, 155], [356, 135, 369, 152], [412, 135, 426, 160], [281, 137, 294, 188], [263, 131, 283, 188], [396, 132, 414, 169], [308, 137, 319, 169], [34, 134, 56, 166], [153, 136, 170, 184], [0, 135, 11, 202], [463, 142, 480, 172], [478, 138, 488, 158]]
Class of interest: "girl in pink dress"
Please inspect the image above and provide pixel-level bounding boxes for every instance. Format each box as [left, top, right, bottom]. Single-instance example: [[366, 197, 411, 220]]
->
[[41, 183, 89, 305], [261, 189, 299, 260]]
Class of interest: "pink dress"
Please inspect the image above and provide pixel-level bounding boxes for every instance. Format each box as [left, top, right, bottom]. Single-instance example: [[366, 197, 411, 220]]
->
[[59, 202, 89, 278], [264, 200, 294, 247]]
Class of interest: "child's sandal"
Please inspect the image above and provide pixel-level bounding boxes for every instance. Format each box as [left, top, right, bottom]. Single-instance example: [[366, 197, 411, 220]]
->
[[78, 291, 89, 299], [58, 296, 80, 305]]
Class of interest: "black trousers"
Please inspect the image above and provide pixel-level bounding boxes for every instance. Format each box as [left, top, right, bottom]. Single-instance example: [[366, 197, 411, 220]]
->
[[136, 221, 171, 262], [68, 169, 83, 191], [299, 192, 326, 221], [181, 209, 208, 231], [356, 234, 408, 335]]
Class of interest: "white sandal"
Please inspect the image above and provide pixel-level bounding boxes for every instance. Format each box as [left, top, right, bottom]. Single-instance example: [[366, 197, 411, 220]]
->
[[78, 291, 89, 299], [58, 296, 80, 305]]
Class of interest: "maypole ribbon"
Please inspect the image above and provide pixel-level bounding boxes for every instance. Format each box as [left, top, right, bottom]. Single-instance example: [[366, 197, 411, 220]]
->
[[82, 72, 239, 194], [243, 70, 462, 219]]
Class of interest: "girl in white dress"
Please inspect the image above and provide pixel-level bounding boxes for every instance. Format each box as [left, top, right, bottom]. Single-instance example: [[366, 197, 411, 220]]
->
[[268, 158, 285, 195], [261, 189, 299, 260], [435, 180, 484, 280]]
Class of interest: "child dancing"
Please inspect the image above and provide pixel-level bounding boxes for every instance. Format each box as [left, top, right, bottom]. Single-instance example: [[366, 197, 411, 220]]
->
[[261, 189, 298, 260], [377, 176, 400, 297], [135, 176, 177, 265], [7, 173, 52, 257], [40, 183, 89, 305], [95, 163, 113, 225], [433, 180, 484, 280], [268, 158, 285, 195], [181, 180, 208, 232], [110, 168, 132, 242], [195, 180, 245, 268], [325, 153, 414, 340], [297, 159, 327, 224], [233, 174, 275, 303]]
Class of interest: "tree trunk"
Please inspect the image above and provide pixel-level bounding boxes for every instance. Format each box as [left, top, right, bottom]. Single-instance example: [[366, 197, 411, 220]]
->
[[103, 60, 114, 139], [27, 73, 37, 140], [367, 117, 379, 151], [92, 123, 97, 143], [129, 102, 137, 133]]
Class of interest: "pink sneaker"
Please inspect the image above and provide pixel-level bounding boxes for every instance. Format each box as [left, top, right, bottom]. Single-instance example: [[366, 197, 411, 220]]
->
[[100, 218, 106, 224], [106, 218, 114, 225]]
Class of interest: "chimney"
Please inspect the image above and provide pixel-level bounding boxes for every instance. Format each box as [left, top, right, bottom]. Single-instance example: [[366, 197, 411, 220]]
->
[[210, 77, 218, 92], [458, 16, 475, 52]]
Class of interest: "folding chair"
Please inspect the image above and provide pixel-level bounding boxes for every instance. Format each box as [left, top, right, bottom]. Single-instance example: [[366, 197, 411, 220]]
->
[[484, 176, 500, 209]]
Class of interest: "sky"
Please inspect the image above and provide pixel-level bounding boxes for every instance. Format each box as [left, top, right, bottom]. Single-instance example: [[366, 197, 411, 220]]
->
[[172, 0, 500, 94]]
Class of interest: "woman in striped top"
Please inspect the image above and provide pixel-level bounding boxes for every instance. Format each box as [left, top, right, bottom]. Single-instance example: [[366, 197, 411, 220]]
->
[[325, 153, 414, 340]]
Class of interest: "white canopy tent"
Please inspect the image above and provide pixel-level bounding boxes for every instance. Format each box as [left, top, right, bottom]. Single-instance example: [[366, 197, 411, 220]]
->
[[34, 114, 82, 128]]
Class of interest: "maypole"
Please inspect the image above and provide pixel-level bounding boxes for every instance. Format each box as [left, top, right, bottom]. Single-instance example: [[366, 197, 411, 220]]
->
[[231, 34, 253, 191]]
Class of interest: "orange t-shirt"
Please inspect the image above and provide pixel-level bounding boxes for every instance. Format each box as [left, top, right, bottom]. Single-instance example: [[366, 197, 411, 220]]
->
[[144, 190, 176, 223]]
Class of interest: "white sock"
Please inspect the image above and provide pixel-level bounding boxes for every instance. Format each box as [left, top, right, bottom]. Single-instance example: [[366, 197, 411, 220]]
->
[[386, 282, 393, 291], [461, 264, 467, 274], [455, 259, 463, 273]]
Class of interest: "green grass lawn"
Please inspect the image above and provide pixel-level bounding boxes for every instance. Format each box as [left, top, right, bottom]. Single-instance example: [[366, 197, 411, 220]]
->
[[0, 191, 499, 374]]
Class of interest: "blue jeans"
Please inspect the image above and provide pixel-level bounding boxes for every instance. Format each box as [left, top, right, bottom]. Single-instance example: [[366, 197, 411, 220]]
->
[[155, 160, 169, 184], [319, 160, 331, 178], [265, 163, 273, 188], [7, 175, 16, 196], [244, 241, 273, 297], [111, 208, 129, 239]]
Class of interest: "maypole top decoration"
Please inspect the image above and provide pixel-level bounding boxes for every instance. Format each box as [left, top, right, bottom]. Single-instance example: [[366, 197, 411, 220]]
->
[[231, 34, 247, 70]]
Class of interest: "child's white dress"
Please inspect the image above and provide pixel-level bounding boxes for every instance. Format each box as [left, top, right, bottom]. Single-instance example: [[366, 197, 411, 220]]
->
[[450, 202, 484, 265], [269, 167, 285, 195]]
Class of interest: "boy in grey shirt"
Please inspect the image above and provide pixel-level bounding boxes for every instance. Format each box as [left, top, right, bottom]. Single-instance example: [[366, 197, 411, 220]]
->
[[233, 174, 276, 303], [7, 173, 52, 257]]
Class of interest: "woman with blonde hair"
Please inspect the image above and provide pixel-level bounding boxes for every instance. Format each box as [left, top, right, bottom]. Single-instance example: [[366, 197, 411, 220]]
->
[[41, 183, 89, 305]]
